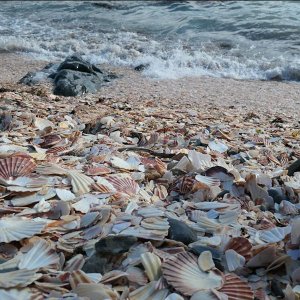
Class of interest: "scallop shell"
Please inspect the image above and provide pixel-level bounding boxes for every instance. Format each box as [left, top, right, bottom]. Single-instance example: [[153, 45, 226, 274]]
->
[[279, 200, 298, 215], [195, 174, 221, 187], [85, 166, 112, 175], [39, 134, 62, 148], [190, 291, 220, 300], [188, 150, 214, 171], [162, 252, 223, 296], [196, 216, 222, 233], [129, 281, 169, 300], [73, 283, 119, 300], [258, 226, 291, 243], [0, 218, 45, 243], [208, 140, 228, 153], [106, 175, 139, 196], [141, 252, 162, 281], [225, 249, 246, 272], [67, 170, 94, 195], [219, 274, 254, 300], [111, 156, 144, 171], [165, 293, 185, 300], [18, 239, 60, 270], [34, 117, 54, 131], [0, 288, 33, 300], [225, 237, 252, 261], [246, 245, 277, 268], [194, 202, 229, 210], [198, 251, 215, 271], [0, 157, 36, 180], [141, 217, 169, 231], [0, 269, 42, 288], [69, 270, 93, 290]]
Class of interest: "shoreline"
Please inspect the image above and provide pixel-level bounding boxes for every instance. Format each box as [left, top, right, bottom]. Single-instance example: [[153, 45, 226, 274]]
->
[[0, 52, 299, 117]]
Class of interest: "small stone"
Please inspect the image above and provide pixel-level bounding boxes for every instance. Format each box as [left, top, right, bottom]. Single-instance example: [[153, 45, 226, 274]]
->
[[168, 218, 197, 245]]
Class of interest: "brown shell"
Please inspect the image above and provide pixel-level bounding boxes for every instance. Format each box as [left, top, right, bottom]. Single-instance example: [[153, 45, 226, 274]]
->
[[0, 157, 36, 180], [170, 176, 195, 194], [225, 237, 252, 261], [85, 166, 112, 176], [46, 145, 71, 155], [106, 175, 139, 196], [69, 270, 93, 290], [219, 274, 254, 300], [39, 134, 62, 148], [92, 183, 114, 194]]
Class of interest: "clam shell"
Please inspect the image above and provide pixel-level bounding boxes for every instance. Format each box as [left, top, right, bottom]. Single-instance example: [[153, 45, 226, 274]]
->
[[225, 237, 252, 261], [258, 226, 291, 243], [219, 274, 254, 300], [67, 170, 94, 195], [198, 250, 215, 271], [141, 252, 162, 281], [225, 249, 246, 272], [162, 252, 223, 296], [18, 239, 59, 270], [0, 218, 45, 243], [0, 157, 36, 180], [0, 269, 42, 288]]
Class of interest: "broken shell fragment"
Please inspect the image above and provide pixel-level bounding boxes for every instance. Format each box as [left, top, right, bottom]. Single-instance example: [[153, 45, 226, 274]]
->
[[198, 250, 215, 271]]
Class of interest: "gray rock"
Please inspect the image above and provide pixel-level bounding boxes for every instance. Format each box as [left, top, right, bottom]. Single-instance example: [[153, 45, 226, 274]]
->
[[82, 254, 111, 274], [168, 218, 197, 245], [95, 235, 137, 255]]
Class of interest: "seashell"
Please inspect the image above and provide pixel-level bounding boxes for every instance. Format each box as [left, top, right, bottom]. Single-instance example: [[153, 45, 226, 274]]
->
[[67, 170, 94, 195], [171, 175, 195, 194], [138, 207, 165, 218], [129, 281, 169, 300], [188, 150, 214, 171], [208, 140, 228, 153], [225, 249, 246, 272], [56, 188, 76, 201], [196, 216, 222, 233], [64, 254, 85, 271], [0, 288, 33, 300], [218, 210, 239, 225], [19, 239, 60, 270], [126, 266, 148, 285], [154, 184, 168, 200], [219, 273, 254, 300], [69, 270, 94, 290], [225, 237, 252, 261], [165, 293, 185, 300], [189, 210, 207, 222], [266, 254, 289, 273], [162, 252, 223, 296], [172, 156, 193, 173], [0, 157, 36, 180], [106, 175, 140, 196], [73, 283, 119, 300], [141, 252, 162, 281], [141, 217, 169, 231], [194, 202, 229, 210], [258, 226, 291, 243], [190, 290, 220, 300], [0, 269, 42, 288], [72, 195, 102, 213], [85, 166, 112, 175], [36, 163, 67, 175], [279, 200, 298, 215], [195, 174, 221, 187], [39, 134, 62, 148], [197, 251, 215, 271], [0, 217, 45, 243], [291, 218, 300, 245], [246, 246, 277, 268], [100, 270, 128, 284], [34, 117, 54, 131]]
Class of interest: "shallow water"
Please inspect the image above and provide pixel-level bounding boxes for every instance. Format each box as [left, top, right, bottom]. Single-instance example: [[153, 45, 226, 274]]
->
[[0, 1, 300, 81]]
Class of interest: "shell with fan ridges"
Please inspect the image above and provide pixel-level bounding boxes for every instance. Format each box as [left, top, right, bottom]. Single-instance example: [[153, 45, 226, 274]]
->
[[0, 157, 36, 180]]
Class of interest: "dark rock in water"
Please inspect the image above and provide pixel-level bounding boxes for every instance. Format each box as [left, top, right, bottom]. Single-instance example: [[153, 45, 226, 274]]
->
[[287, 159, 300, 176], [134, 64, 150, 72], [95, 235, 137, 254], [168, 218, 197, 245], [19, 55, 117, 97]]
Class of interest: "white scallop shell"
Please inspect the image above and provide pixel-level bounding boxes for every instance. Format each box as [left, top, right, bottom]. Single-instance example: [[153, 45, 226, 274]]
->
[[208, 140, 228, 153], [18, 239, 60, 270], [196, 216, 222, 233], [162, 252, 223, 296], [0, 269, 42, 288], [141, 252, 162, 281], [141, 217, 169, 231], [129, 281, 169, 300], [0, 288, 32, 300], [0, 218, 45, 243], [195, 174, 221, 187], [73, 283, 119, 300], [67, 170, 94, 195], [34, 117, 54, 131], [258, 226, 291, 243], [188, 150, 214, 171], [225, 249, 246, 271]]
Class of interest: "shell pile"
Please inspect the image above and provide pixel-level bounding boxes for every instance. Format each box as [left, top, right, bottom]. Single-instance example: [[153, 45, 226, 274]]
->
[[1, 84, 300, 299]]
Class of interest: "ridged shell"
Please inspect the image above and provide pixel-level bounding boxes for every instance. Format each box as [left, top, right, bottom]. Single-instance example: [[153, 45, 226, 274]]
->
[[67, 170, 94, 195], [0, 157, 36, 180], [106, 175, 139, 196], [0, 269, 42, 288], [39, 134, 62, 148], [258, 226, 291, 243], [0, 218, 45, 243], [85, 166, 112, 175], [34, 117, 54, 131], [18, 239, 59, 270], [162, 252, 223, 296], [129, 281, 169, 300], [196, 216, 222, 233], [0, 288, 33, 300], [56, 188, 76, 201], [73, 283, 119, 300], [195, 174, 221, 187], [141, 252, 162, 281], [69, 270, 93, 290], [141, 217, 169, 231], [219, 274, 254, 300], [165, 294, 185, 300], [225, 249, 246, 272], [188, 150, 214, 171], [246, 246, 277, 268], [225, 237, 252, 261]]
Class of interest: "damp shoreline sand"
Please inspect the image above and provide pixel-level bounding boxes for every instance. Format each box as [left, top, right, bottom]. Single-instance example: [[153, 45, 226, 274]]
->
[[0, 52, 299, 117]]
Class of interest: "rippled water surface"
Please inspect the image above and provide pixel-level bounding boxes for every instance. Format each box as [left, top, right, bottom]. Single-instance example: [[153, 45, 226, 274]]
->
[[1, 1, 300, 80]]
